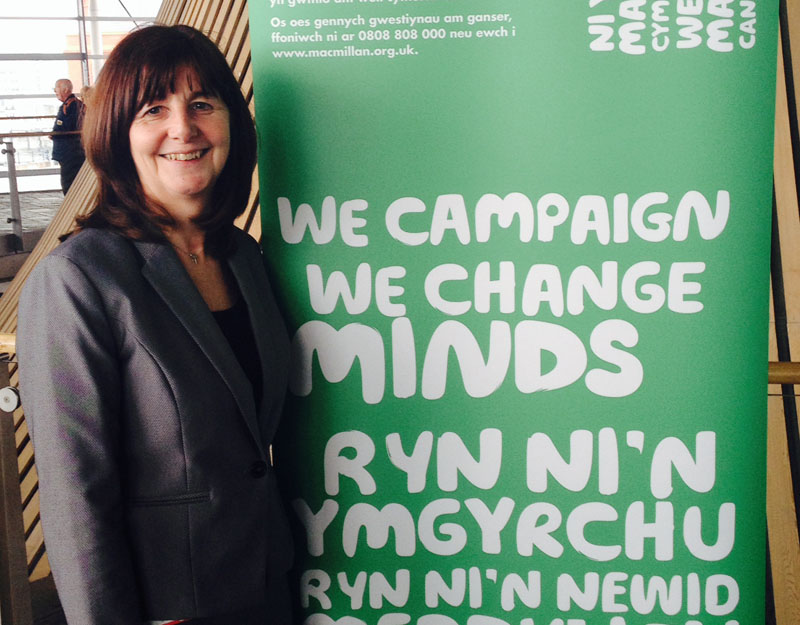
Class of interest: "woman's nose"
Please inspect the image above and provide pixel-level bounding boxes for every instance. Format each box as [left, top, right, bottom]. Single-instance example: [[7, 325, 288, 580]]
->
[[168, 109, 197, 141]]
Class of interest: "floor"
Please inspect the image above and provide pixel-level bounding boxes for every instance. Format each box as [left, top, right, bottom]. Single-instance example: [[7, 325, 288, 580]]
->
[[0, 190, 61, 292], [0, 190, 62, 235], [31, 577, 65, 625]]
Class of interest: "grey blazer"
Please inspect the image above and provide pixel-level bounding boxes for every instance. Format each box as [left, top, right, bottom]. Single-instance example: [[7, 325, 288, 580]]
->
[[17, 228, 293, 624]]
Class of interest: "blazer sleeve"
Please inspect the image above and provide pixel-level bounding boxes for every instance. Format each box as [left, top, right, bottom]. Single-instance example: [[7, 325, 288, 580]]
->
[[17, 254, 143, 624]]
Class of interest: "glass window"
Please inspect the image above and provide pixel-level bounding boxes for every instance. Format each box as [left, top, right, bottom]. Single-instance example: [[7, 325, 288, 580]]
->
[[2, 1, 77, 19], [91, 0, 162, 18], [1, 1, 158, 193], [0, 62, 84, 98], [0, 97, 60, 125], [1, 92, 63, 189], [85, 20, 154, 84], [0, 19, 82, 55]]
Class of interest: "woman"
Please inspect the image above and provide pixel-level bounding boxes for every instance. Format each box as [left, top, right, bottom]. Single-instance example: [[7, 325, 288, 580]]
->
[[17, 25, 293, 625]]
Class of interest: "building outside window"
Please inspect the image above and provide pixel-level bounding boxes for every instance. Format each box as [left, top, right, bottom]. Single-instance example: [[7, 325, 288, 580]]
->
[[1, 0, 161, 193]]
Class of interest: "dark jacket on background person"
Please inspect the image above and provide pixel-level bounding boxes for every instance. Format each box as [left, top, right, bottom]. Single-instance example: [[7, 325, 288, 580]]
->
[[17, 227, 294, 624], [52, 93, 84, 162]]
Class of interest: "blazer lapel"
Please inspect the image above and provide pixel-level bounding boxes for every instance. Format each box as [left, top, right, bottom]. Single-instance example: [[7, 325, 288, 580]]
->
[[134, 240, 266, 457]]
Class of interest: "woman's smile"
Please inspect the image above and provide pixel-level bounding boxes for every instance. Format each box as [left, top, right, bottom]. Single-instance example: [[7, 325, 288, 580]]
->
[[161, 148, 209, 161], [128, 70, 230, 220]]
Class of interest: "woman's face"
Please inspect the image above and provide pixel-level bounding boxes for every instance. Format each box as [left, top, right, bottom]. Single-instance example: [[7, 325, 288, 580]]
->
[[128, 69, 230, 220]]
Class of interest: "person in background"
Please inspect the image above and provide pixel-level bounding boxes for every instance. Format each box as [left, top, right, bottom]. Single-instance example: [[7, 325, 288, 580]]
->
[[19, 26, 293, 624], [51, 78, 85, 194]]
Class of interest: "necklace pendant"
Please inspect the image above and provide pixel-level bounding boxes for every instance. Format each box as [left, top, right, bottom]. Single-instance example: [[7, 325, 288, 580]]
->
[[189, 253, 199, 265]]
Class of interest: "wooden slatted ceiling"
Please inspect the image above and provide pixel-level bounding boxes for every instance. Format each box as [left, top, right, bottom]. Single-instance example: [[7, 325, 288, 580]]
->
[[1, 2, 799, 623]]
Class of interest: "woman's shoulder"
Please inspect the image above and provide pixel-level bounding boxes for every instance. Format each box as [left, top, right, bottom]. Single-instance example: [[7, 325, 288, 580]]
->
[[54, 227, 129, 257], [20, 229, 150, 325], [46, 228, 142, 270], [27, 228, 139, 289]]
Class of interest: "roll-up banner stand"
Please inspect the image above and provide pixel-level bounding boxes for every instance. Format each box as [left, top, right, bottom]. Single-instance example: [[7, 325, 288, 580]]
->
[[248, 2, 777, 623]]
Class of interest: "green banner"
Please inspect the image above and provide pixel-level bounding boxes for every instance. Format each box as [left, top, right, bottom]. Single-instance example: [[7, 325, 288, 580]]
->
[[248, 2, 777, 623]]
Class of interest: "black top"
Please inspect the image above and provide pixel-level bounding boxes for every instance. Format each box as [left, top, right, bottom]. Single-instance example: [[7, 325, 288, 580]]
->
[[212, 298, 263, 410]]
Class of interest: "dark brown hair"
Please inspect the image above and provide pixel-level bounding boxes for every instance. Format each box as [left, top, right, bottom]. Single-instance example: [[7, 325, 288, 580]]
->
[[78, 25, 256, 256]]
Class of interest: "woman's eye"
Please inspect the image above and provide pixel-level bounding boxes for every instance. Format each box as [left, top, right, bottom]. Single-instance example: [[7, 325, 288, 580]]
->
[[143, 105, 162, 116], [191, 101, 212, 111]]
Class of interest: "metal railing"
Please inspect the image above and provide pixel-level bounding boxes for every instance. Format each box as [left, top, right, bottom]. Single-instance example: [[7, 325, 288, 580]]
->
[[0, 140, 24, 251], [0, 122, 78, 252]]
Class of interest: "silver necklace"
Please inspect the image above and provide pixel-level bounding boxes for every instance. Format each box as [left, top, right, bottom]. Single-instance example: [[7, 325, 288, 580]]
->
[[170, 242, 201, 265]]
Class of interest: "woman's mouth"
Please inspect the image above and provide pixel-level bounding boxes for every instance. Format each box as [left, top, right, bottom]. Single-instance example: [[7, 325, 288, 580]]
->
[[161, 149, 208, 161]]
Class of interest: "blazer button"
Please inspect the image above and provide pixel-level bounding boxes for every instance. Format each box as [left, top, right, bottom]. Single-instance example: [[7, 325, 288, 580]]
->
[[249, 461, 268, 478]]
